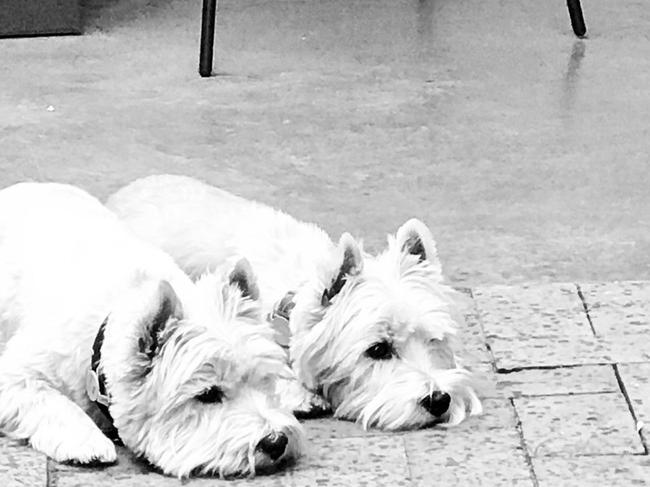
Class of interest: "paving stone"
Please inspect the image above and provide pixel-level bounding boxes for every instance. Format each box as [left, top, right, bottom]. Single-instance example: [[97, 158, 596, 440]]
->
[[405, 398, 532, 486], [288, 436, 410, 487], [489, 334, 650, 371], [618, 363, 650, 440], [49, 446, 294, 487], [603, 334, 650, 363], [489, 336, 606, 370], [0, 437, 46, 487], [307, 400, 522, 485], [533, 455, 650, 487], [580, 281, 650, 335], [191, 472, 291, 487], [51, 436, 410, 487], [497, 365, 619, 397], [515, 393, 644, 457], [49, 448, 179, 487], [462, 296, 487, 337], [302, 417, 381, 441], [473, 283, 591, 339]]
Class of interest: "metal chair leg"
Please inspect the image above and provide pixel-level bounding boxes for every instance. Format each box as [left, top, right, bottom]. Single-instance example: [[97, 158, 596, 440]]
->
[[199, 0, 217, 77], [566, 0, 587, 38]]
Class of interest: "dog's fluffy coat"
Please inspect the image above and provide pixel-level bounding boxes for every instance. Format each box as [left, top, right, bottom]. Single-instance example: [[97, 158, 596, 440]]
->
[[108, 175, 482, 430], [0, 182, 304, 477]]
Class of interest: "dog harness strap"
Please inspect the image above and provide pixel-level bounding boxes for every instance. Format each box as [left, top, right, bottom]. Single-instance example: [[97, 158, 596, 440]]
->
[[86, 317, 120, 441]]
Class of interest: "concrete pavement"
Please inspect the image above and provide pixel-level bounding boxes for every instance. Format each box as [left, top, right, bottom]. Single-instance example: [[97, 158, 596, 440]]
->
[[1, 0, 650, 286]]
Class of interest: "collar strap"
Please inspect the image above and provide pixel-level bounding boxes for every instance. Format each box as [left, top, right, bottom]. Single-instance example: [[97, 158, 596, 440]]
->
[[267, 291, 295, 349], [86, 317, 120, 441]]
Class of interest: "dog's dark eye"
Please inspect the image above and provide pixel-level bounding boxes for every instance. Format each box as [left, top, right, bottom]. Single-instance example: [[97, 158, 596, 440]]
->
[[365, 341, 394, 360], [195, 386, 225, 404]]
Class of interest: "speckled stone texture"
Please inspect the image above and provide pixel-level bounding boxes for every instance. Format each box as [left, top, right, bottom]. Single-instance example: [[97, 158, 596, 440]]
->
[[48, 448, 179, 487], [489, 333, 650, 371], [303, 418, 382, 441], [488, 335, 604, 370], [473, 283, 591, 339], [405, 399, 532, 486], [289, 437, 411, 487], [515, 393, 644, 456], [533, 456, 650, 487], [479, 282, 650, 370], [496, 365, 619, 397], [580, 281, 650, 335], [0, 437, 46, 487]]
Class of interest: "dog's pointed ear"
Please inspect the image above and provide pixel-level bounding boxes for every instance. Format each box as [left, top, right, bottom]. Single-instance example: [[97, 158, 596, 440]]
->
[[395, 219, 442, 274], [137, 280, 183, 366], [229, 258, 260, 301], [322, 233, 363, 307]]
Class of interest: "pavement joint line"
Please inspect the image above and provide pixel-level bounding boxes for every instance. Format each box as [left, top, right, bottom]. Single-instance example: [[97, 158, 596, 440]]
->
[[467, 287, 499, 372], [507, 391, 618, 398], [46, 458, 57, 487], [531, 452, 650, 458], [496, 363, 614, 374], [509, 397, 539, 487], [575, 283, 597, 336], [612, 364, 649, 455], [401, 436, 414, 485], [530, 452, 650, 458]]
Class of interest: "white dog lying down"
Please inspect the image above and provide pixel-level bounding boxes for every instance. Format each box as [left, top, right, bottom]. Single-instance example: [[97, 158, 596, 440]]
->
[[108, 175, 482, 431], [0, 182, 304, 478]]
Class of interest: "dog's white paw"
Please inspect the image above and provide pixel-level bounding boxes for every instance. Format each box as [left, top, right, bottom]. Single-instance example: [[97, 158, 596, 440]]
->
[[277, 378, 331, 419], [293, 390, 331, 419], [33, 428, 117, 464]]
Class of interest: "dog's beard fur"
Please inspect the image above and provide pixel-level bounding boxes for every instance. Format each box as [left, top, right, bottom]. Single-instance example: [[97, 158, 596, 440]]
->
[[102, 271, 305, 478], [290, 239, 482, 431]]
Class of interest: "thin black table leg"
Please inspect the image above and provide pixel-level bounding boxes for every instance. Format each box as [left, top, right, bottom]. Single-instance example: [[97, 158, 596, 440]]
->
[[199, 0, 217, 77], [566, 0, 587, 38]]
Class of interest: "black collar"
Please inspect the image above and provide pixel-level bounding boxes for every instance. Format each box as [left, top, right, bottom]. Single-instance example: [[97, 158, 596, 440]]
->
[[86, 317, 120, 442]]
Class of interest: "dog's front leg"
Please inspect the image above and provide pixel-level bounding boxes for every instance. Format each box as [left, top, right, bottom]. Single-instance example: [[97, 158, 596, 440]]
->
[[276, 376, 331, 419], [0, 381, 117, 464]]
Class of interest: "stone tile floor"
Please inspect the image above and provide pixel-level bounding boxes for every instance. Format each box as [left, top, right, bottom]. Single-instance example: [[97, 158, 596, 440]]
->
[[3, 280, 650, 486]]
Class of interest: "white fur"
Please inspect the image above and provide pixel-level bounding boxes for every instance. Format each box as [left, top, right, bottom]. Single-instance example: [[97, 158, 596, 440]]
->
[[0, 182, 304, 477], [107, 175, 482, 430]]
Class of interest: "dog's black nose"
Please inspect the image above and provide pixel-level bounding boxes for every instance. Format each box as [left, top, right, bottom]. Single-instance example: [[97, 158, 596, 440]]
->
[[257, 432, 288, 461], [419, 391, 451, 417]]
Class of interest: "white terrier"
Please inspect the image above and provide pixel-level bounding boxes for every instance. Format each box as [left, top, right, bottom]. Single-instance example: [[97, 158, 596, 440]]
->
[[108, 175, 482, 430], [0, 182, 304, 478]]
